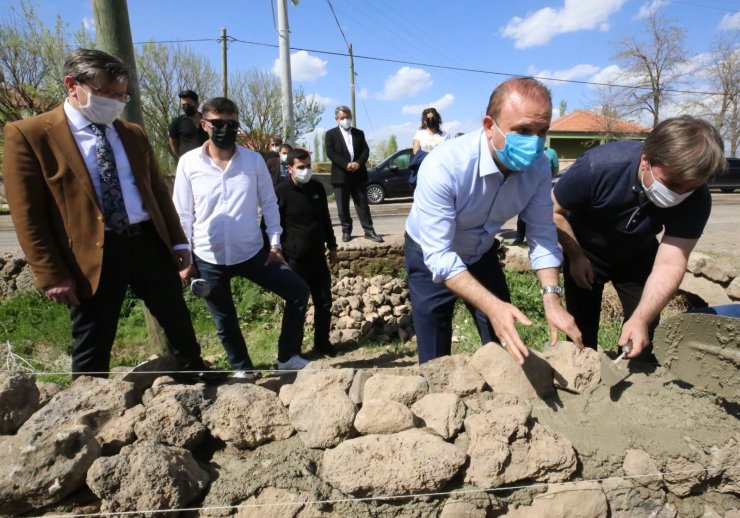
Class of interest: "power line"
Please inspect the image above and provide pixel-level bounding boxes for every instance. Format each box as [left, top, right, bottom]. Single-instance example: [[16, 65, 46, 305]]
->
[[324, 0, 350, 50]]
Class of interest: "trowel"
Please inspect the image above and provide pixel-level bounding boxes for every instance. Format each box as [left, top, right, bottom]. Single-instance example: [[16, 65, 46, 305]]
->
[[599, 342, 633, 386]]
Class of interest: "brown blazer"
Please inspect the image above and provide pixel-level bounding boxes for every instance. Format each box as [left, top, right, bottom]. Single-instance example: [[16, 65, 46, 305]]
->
[[4, 104, 187, 299]]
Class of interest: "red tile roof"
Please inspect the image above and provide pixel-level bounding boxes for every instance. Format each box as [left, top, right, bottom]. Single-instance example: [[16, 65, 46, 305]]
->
[[550, 110, 650, 134]]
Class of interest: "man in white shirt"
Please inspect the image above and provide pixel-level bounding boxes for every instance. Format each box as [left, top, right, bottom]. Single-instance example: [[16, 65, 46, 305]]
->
[[4, 48, 218, 382], [173, 97, 311, 376]]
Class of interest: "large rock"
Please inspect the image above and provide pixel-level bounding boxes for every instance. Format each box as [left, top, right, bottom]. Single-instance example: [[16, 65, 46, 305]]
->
[[348, 369, 375, 404], [680, 272, 731, 305], [465, 396, 576, 487], [503, 481, 608, 518], [96, 405, 145, 455], [419, 355, 487, 396], [440, 494, 494, 518], [363, 373, 428, 406], [503, 245, 530, 273], [470, 343, 554, 399], [710, 435, 740, 494], [662, 455, 706, 497], [0, 372, 40, 434], [87, 441, 209, 515], [293, 367, 355, 394], [623, 449, 663, 491], [135, 395, 207, 450], [0, 424, 101, 515], [18, 376, 138, 436], [728, 277, 740, 300], [542, 341, 600, 393], [202, 384, 293, 449], [687, 252, 736, 284], [322, 429, 466, 496], [354, 399, 415, 435], [411, 393, 466, 440], [289, 387, 356, 448], [234, 487, 317, 518]]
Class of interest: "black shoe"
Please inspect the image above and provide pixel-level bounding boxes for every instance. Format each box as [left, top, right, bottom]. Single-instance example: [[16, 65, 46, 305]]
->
[[173, 368, 229, 385], [511, 237, 525, 245], [342, 232, 352, 242], [364, 231, 384, 243], [312, 344, 336, 357]]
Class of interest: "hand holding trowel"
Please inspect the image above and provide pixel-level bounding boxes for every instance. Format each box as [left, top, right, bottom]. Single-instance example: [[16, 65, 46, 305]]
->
[[600, 341, 633, 386]]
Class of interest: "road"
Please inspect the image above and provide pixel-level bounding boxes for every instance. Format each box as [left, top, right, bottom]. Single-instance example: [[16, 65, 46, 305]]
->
[[2, 194, 739, 266]]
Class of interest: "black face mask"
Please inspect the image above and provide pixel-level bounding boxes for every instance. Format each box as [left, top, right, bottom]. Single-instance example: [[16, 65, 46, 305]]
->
[[210, 126, 238, 149], [426, 118, 439, 129], [182, 105, 196, 116]]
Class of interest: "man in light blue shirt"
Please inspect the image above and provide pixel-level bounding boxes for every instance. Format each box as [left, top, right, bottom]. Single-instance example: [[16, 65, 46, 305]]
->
[[405, 77, 582, 365]]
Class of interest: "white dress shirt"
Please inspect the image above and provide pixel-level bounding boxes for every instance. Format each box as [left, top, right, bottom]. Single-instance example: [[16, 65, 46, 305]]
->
[[63, 100, 150, 224], [173, 143, 282, 266], [341, 127, 354, 160]]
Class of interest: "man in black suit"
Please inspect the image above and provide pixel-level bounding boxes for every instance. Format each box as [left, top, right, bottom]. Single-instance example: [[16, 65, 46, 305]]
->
[[325, 105, 383, 243]]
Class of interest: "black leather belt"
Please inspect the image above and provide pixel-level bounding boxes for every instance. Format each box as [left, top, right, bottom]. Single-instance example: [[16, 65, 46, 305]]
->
[[106, 220, 153, 237]]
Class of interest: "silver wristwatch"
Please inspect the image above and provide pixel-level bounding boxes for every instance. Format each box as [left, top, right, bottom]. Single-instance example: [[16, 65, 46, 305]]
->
[[540, 285, 563, 297]]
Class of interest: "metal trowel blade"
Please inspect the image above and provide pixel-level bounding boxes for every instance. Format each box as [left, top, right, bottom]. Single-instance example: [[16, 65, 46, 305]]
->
[[599, 348, 630, 387]]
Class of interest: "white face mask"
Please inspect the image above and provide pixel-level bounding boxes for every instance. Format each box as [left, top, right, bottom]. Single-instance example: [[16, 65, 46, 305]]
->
[[293, 167, 313, 184], [271, 146, 280, 153], [338, 118, 352, 130], [641, 163, 693, 208], [77, 87, 126, 125]]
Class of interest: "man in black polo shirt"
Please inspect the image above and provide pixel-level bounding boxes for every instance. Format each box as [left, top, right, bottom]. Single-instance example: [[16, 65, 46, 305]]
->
[[276, 148, 338, 356], [168, 89, 209, 160], [552, 116, 726, 360]]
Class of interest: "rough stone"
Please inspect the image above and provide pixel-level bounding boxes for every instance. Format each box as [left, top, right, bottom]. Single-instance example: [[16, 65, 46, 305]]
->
[[0, 372, 40, 434], [623, 449, 663, 491], [135, 395, 207, 450], [141, 382, 211, 417], [354, 399, 415, 435], [470, 343, 554, 399], [411, 393, 466, 440], [293, 367, 354, 394], [419, 355, 487, 396], [201, 384, 294, 449], [503, 481, 608, 518], [96, 404, 144, 455], [709, 435, 740, 494], [289, 387, 356, 448], [679, 272, 732, 306], [35, 380, 62, 407], [363, 373, 428, 406], [503, 245, 530, 273], [279, 383, 296, 406], [439, 494, 493, 518], [234, 487, 317, 518], [121, 355, 179, 392], [321, 429, 466, 496], [348, 369, 374, 404], [687, 252, 737, 284], [728, 277, 740, 300], [542, 341, 600, 393], [662, 456, 707, 497], [87, 441, 209, 515], [18, 376, 137, 436], [0, 424, 101, 515]]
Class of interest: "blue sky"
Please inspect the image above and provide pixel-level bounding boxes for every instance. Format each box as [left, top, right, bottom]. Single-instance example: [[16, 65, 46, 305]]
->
[[10, 0, 740, 152]]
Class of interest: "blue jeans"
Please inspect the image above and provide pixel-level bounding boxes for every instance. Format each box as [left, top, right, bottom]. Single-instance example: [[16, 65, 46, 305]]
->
[[195, 247, 310, 368], [404, 234, 509, 364]]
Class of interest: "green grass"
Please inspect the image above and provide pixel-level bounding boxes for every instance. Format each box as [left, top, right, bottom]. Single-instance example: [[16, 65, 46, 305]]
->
[[0, 271, 624, 381]]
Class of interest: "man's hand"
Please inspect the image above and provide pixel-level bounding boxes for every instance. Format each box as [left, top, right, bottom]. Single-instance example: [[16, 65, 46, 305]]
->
[[619, 316, 650, 358], [484, 299, 533, 365], [347, 161, 359, 172], [328, 248, 338, 266], [179, 264, 198, 285], [265, 247, 287, 266], [172, 249, 191, 271], [44, 279, 80, 306], [542, 295, 583, 348], [568, 254, 594, 290]]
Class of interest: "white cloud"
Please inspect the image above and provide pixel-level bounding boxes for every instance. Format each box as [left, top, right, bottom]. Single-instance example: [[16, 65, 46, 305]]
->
[[376, 67, 432, 101], [272, 50, 327, 82], [718, 11, 740, 31], [588, 64, 626, 85], [637, 0, 670, 19], [82, 16, 95, 32], [530, 64, 600, 85], [358, 88, 369, 100], [500, 0, 628, 48], [401, 94, 455, 115], [305, 93, 335, 108]]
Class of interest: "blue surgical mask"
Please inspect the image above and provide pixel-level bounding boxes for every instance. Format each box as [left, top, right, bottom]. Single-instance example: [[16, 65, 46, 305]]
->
[[490, 121, 545, 171]]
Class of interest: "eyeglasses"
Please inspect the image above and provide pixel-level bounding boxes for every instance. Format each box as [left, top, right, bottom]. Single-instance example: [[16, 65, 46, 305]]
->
[[82, 83, 131, 103], [203, 118, 239, 130]]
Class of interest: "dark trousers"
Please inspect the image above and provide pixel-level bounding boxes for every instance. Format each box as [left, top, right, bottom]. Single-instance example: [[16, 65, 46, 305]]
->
[[69, 222, 205, 377], [333, 179, 374, 234], [404, 235, 509, 364], [516, 218, 526, 239], [563, 246, 659, 349], [195, 247, 310, 368], [287, 254, 333, 349]]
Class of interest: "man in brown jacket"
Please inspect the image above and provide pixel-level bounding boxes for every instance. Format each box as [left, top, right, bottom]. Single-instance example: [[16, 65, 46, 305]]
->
[[4, 48, 218, 382]]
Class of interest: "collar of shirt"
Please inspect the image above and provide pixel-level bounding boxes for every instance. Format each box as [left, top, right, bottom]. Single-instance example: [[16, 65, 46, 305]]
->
[[63, 99, 113, 132], [478, 128, 502, 178], [196, 140, 241, 170]]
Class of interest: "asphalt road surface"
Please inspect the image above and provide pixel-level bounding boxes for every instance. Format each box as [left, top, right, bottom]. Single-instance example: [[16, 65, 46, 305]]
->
[[2, 193, 739, 266]]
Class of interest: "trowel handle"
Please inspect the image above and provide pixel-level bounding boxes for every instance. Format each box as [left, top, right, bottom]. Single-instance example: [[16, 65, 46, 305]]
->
[[616, 341, 633, 361]]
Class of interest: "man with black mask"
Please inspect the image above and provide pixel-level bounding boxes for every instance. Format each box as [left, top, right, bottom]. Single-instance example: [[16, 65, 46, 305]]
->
[[168, 89, 208, 160], [173, 97, 312, 378]]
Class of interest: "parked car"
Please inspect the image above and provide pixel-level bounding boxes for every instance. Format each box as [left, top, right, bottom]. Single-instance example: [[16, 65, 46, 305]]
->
[[708, 158, 740, 193], [366, 148, 414, 204]]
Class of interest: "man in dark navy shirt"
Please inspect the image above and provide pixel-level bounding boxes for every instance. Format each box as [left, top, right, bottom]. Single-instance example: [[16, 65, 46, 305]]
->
[[276, 148, 338, 356], [553, 116, 726, 360], [168, 89, 209, 160]]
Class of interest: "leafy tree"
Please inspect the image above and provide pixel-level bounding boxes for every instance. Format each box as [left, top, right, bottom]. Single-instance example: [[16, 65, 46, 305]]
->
[[371, 135, 399, 162], [613, 8, 687, 127], [313, 132, 320, 161], [559, 99, 567, 118], [229, 70, 323, 152], [135, 41, 219, 174]]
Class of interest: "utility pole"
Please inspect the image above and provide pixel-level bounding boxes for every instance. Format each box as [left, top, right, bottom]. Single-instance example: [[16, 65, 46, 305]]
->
[[221, 27, 228, 97], [92, 0, 168, 355], [349, 43, 355, 128], [91, 0, 143, 125], [278, 0, 295, 144]]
